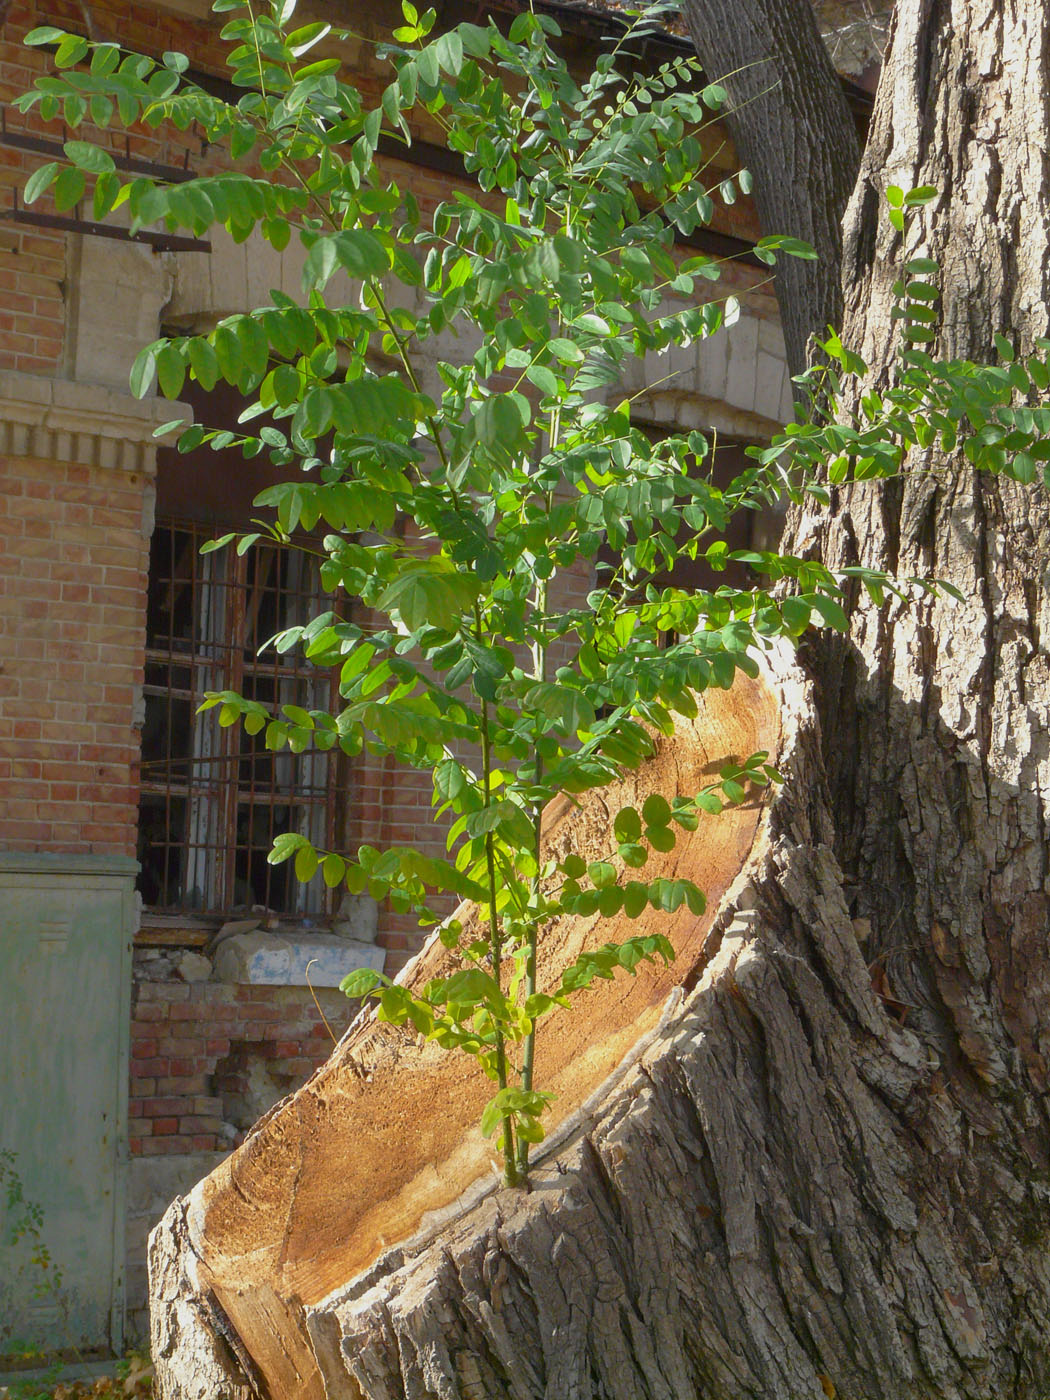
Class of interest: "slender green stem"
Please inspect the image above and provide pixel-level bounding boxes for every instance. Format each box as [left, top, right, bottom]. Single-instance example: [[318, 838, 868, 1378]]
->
[[515, 461, 554, 1179], [484, 826, 518, 1188], [476, 604, 518, 1187], [514, 675, 545, 1176]]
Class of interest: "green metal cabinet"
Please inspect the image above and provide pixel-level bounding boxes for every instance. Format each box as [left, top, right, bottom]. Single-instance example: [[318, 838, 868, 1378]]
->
[[0, 853, 135, 1364]]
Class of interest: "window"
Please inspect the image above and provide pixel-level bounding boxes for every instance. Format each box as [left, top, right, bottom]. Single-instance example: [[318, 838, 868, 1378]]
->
[[137, 519, 341, 915]]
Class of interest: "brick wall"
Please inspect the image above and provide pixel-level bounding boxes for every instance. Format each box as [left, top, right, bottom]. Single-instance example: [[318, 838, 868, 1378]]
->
[[0, 0, 66, 374], [128, 978, 357, 1155], [0, 443, 149, 855]]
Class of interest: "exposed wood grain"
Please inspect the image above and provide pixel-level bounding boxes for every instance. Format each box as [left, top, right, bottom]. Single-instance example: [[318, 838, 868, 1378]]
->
[[150, 672, 781, 1399]]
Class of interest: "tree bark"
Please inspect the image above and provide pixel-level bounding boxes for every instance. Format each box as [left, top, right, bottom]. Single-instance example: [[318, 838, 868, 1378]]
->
[[150, 3, 1050, 1397], [777, 0, 1050, 1393], [679, 0, 861, 377]]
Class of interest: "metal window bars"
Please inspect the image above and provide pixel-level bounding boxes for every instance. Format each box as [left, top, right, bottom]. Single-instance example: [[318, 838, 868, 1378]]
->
[[138, 520, 341, 917]]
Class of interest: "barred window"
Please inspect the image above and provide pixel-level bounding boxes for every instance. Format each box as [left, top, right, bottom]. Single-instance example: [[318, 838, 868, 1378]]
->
[[137, 519, 340, 915]]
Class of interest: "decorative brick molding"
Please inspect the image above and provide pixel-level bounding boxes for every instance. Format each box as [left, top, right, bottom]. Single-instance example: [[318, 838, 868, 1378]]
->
[[0, 369, 185, 475]]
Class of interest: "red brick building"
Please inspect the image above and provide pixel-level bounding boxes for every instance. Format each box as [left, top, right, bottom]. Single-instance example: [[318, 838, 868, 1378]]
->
[[0, 0, 794, 1352]]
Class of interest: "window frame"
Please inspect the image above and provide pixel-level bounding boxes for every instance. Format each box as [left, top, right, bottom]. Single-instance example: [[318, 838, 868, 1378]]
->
[[138, 517, 345, 918]]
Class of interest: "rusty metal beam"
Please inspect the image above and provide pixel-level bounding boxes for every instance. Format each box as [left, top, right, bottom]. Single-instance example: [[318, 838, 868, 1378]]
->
[[0, 107, 197, 183], [7, 197, 210, 252]]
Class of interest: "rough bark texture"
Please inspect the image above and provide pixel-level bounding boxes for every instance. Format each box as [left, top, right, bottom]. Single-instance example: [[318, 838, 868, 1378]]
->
[[779, 0, 1050, 1394], [680, 0, 861, 377], [150, 3, 1050, 1396]]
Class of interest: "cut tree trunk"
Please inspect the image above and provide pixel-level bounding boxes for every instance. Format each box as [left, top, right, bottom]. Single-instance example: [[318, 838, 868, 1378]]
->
[[150, 673, 792, 1400], [679, 0, 861, 378], [150, 3, 1050, 1397]]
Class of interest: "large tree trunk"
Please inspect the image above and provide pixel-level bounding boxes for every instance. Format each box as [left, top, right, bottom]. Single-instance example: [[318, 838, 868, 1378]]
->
[[679, 0, 861, 377], [781, 0, 1050, 1391], [150, 3, 1050, 1397]]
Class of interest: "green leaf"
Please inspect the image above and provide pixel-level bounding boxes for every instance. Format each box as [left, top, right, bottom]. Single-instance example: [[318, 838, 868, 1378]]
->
[[64, 140, 115, 175], [55, 33, 89, 66], [129, 340, 164, 399], [187, 337, 220, 391], [525, 363, 559, 397], [24, 26, 68, 44], [376, 561, 477, 632], [212, 325, 242, 383], [23, 162, 60, 205], [322, 853, 346, 887], [474, 394, 527, 458], [619, 842, 648, 868], [623, 882, 648, 918], [294, 844, 319, 882], [93, 169, 120, 219], [587, 861, 616, 889], [269, 831, 310, 864], [416, 44, 439, 86], [480, 1095, 505, 1138], [646, 826, 675, 853], [340, 968, 386, 999], [684, 883, 706, 916], [613, 806, 641, 842], [155, 343, 186, 399], [304, 229, 390, 289], [434, 31, 464, 74], [807, 592, 848, 631], [641, 793, 671, 828], [755, 235, 818, 261], [199, 533, 235, 555], [52, 165, 85, 212]]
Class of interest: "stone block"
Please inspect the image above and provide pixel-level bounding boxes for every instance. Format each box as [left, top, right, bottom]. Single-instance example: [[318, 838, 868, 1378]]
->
[[128, 1149, 229, 1216], [696, 333, 728, 400], [332, 893, 379, 944], [724, 315, 759, 411], [176, 951, 212, 983], [755, 351, 789, 423], [757, 318, 786, 358], [212, 930, 386, 987]]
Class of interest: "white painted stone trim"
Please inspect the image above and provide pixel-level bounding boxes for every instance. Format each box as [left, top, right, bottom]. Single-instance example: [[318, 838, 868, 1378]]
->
[[0, 370, 188, 474]]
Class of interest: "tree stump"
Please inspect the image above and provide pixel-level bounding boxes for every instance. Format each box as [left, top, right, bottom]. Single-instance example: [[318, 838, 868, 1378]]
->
[[149, 668, 790, 1400]]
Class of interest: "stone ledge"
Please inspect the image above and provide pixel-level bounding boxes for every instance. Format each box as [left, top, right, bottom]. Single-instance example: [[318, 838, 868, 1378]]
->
[[0, 370, 190, 474], [212, 929, 386, 987], [0, 850, 139, 879]]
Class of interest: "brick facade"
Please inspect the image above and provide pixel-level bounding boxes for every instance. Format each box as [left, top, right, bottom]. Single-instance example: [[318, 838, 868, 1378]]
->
[[0, 449, 148, 854], [128, 979, 355, 1154]]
